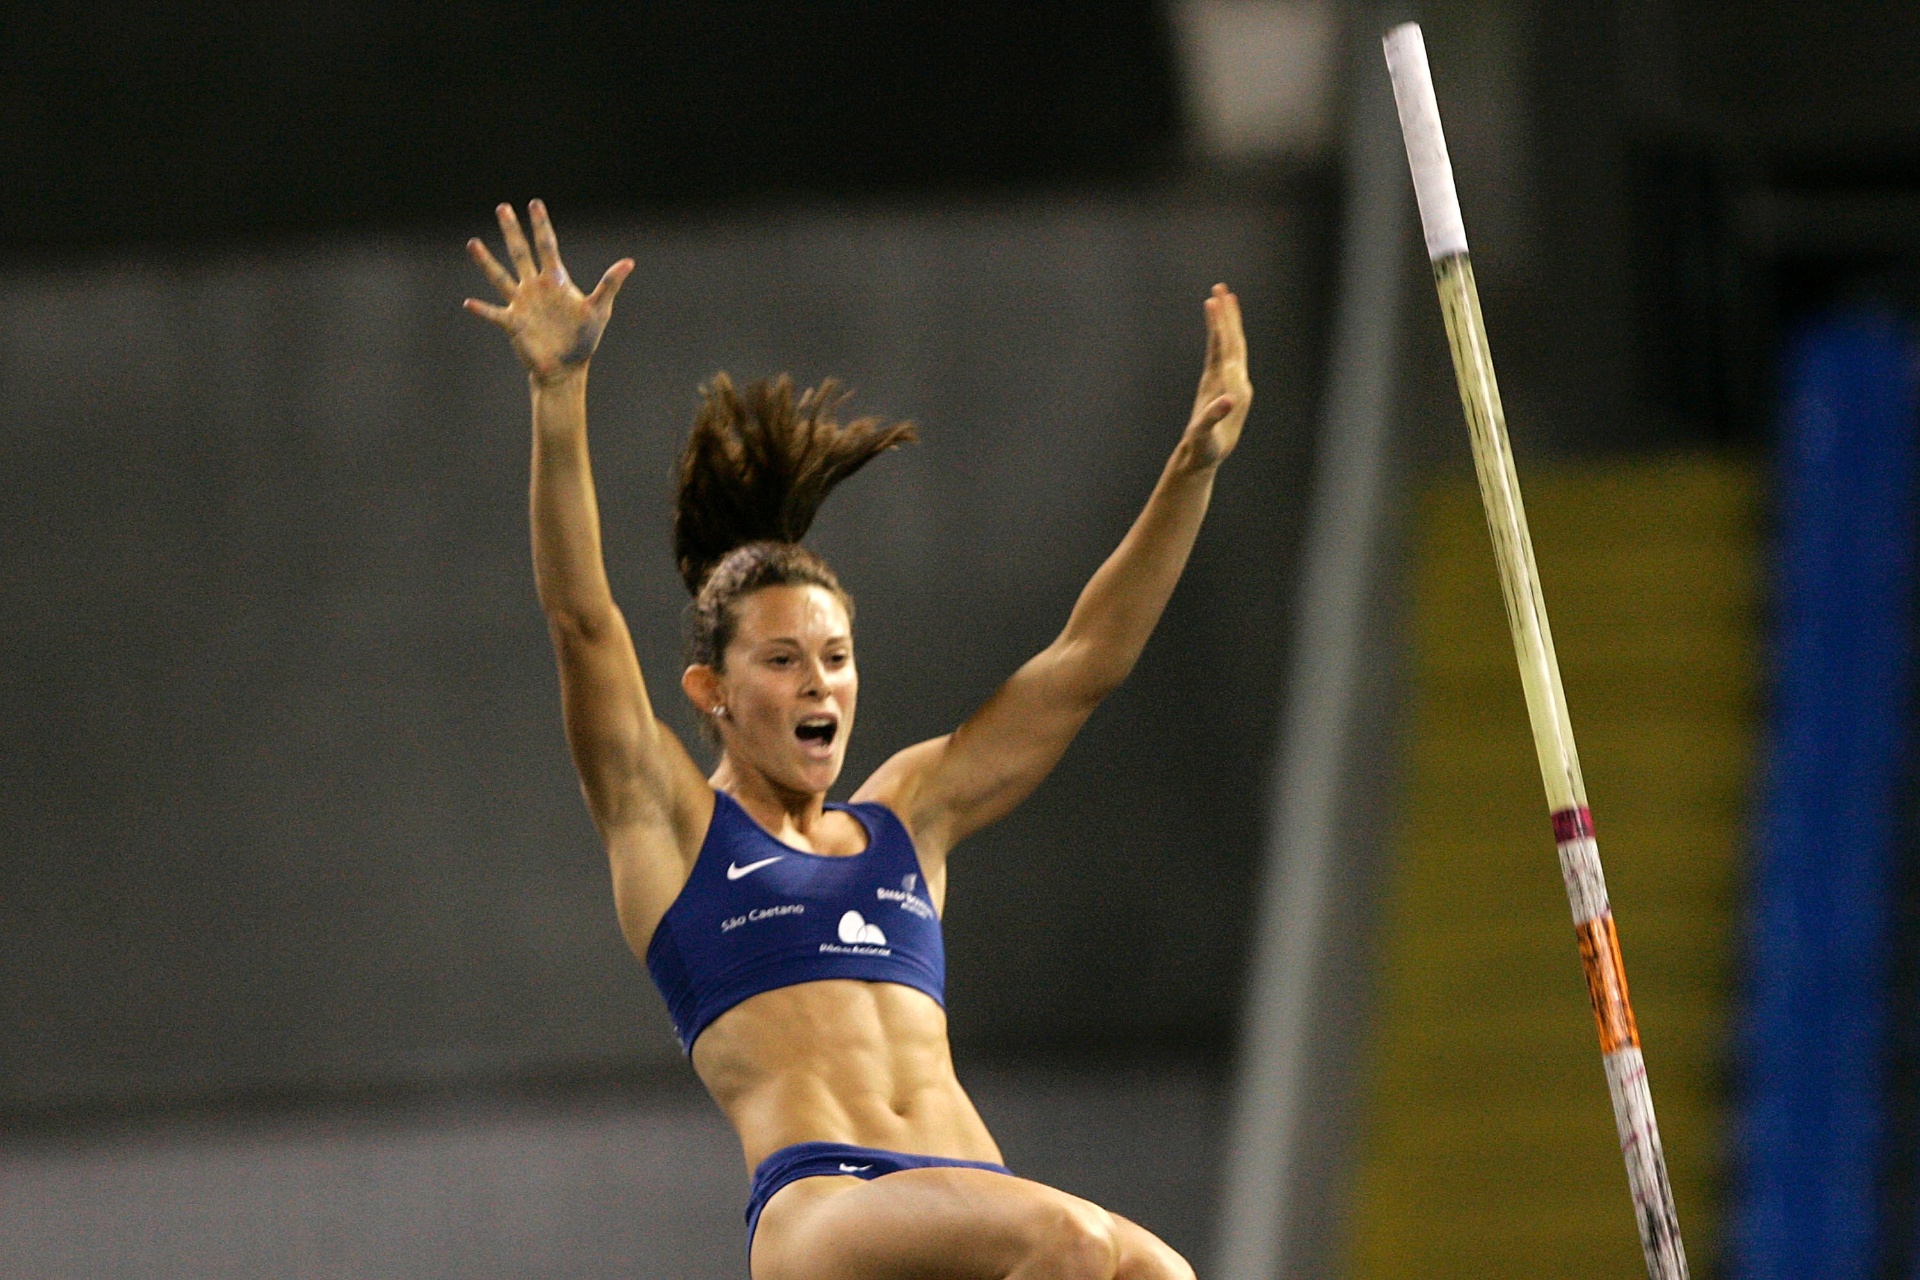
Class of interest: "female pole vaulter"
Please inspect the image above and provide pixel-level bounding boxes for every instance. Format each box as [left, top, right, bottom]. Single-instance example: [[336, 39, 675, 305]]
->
[[465, 200, 1250, 1280]]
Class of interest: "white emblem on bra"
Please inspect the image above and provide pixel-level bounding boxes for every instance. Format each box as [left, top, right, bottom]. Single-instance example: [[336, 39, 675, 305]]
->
[[838, 911, 888, 945], [726, 855, 785, 880]]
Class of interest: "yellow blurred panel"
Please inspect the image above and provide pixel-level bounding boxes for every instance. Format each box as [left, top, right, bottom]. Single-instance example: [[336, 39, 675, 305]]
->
[[1345, 455, 1758, 1279]]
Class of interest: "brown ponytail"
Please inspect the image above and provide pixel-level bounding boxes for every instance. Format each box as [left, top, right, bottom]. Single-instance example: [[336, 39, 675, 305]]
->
[[674, 373, 915, 670]]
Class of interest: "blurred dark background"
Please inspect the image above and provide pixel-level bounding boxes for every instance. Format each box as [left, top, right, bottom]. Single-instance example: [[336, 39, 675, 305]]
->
[[1, 1, 1181, 252], [5, 2, 1920, 1277]]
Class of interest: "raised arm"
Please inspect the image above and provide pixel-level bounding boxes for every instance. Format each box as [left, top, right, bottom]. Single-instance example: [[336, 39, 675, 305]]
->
[[863, 285, 1253, 859], [464, 203, 710, 870]]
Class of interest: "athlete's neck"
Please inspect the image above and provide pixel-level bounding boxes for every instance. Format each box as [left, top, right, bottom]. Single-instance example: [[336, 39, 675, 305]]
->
[[710, 760, 833, 849]]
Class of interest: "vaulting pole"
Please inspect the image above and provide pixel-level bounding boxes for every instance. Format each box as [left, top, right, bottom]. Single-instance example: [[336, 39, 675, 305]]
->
[[1381, 24, 1689, 1280]]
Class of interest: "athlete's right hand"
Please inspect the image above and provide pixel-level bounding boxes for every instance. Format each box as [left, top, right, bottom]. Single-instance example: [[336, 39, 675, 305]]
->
[[464, 200, 634, 384]]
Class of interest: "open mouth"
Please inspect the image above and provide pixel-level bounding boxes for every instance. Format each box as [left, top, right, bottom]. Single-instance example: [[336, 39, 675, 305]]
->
[[795, 716, 838, 748]]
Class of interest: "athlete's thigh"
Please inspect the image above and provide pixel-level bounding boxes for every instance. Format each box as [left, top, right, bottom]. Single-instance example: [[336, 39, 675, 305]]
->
[[751, 1167, 1115, 1280]]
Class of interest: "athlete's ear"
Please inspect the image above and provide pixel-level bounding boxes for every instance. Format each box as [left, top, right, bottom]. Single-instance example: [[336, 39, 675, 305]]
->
[[682, 663, 723, 717]]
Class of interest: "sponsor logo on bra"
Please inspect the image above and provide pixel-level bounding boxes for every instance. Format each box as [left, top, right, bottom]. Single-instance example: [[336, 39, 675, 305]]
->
[[720, 903, 805, 933], [875, 886, 935, 919], [837, 911, 887, 945], [819, 910, 891, 955], [726, 855, 784, 880]]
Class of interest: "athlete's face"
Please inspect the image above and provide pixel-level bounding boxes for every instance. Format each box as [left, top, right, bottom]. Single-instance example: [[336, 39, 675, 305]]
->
[[705, 584, 857, 796]]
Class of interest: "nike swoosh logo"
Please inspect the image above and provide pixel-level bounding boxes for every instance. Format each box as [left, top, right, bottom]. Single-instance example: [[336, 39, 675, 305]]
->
[[839, 1163, 872, 1173], [726, 855, 785, 880]]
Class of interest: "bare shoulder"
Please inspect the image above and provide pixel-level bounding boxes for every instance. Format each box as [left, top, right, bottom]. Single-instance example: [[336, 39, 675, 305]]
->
[[851, 735, 954, 855], [852, 737, 955, 912], [603, 770, 718, 961]]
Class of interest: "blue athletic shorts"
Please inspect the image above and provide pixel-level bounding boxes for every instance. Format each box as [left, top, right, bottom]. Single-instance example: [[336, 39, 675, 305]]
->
[[745, 1141, 1014, 1252]]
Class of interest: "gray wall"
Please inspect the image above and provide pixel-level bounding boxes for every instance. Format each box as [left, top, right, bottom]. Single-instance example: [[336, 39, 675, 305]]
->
[[1, 191, 1331, 1111]]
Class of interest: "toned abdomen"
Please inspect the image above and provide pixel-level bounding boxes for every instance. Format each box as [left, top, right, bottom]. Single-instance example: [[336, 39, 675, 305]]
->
[[691, 979, 1002, 1172]]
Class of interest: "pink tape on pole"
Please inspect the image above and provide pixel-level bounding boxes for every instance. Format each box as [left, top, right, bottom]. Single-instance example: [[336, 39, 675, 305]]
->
[[1552, 806, 1596, 844]]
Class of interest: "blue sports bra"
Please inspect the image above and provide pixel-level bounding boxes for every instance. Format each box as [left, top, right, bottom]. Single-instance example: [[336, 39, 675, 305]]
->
[[645, 791, 945, 1053]]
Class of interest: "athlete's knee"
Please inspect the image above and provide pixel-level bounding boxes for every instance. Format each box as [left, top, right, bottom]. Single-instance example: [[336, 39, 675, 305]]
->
[[1112, 1218, 1195, 1280], [1117, 1242, 1195, 1280], [1024, 1200, 1121, 1279]]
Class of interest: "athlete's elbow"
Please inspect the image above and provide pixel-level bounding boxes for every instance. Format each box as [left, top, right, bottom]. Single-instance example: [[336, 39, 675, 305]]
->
[[1080, 668, 1135, 708], [1052, 620, 1156, 698], [544, 600, 619, 643], [1056, 643, 1138, 705]]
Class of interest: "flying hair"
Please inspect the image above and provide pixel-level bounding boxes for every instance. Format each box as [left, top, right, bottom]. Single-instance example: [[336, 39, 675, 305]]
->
[[674, 373, 916, 595], [674, 373, 915, 676]]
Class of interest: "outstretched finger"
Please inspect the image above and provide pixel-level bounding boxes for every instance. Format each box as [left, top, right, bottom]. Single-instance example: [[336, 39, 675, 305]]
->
[[1199, 393, 1235, 426], [496, 203, 536, 280], [1203, 287, 1225, 368], [528, 199, 568, 284], [586, 258, 635, 311], [1223, 288, 1247, 362], [463, 297, 511, 328], [467, 238, 516, 300]]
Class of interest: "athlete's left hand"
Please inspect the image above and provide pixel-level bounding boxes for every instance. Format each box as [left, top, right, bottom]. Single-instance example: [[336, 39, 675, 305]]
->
[[1182, 283, 1252, 467]]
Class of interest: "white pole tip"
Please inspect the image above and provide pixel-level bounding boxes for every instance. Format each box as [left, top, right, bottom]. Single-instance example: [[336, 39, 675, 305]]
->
[[1381, 23, 1469, 260]]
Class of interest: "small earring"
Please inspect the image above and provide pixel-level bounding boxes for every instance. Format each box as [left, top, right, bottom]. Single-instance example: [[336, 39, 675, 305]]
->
[[713, 705, 727, 718]]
